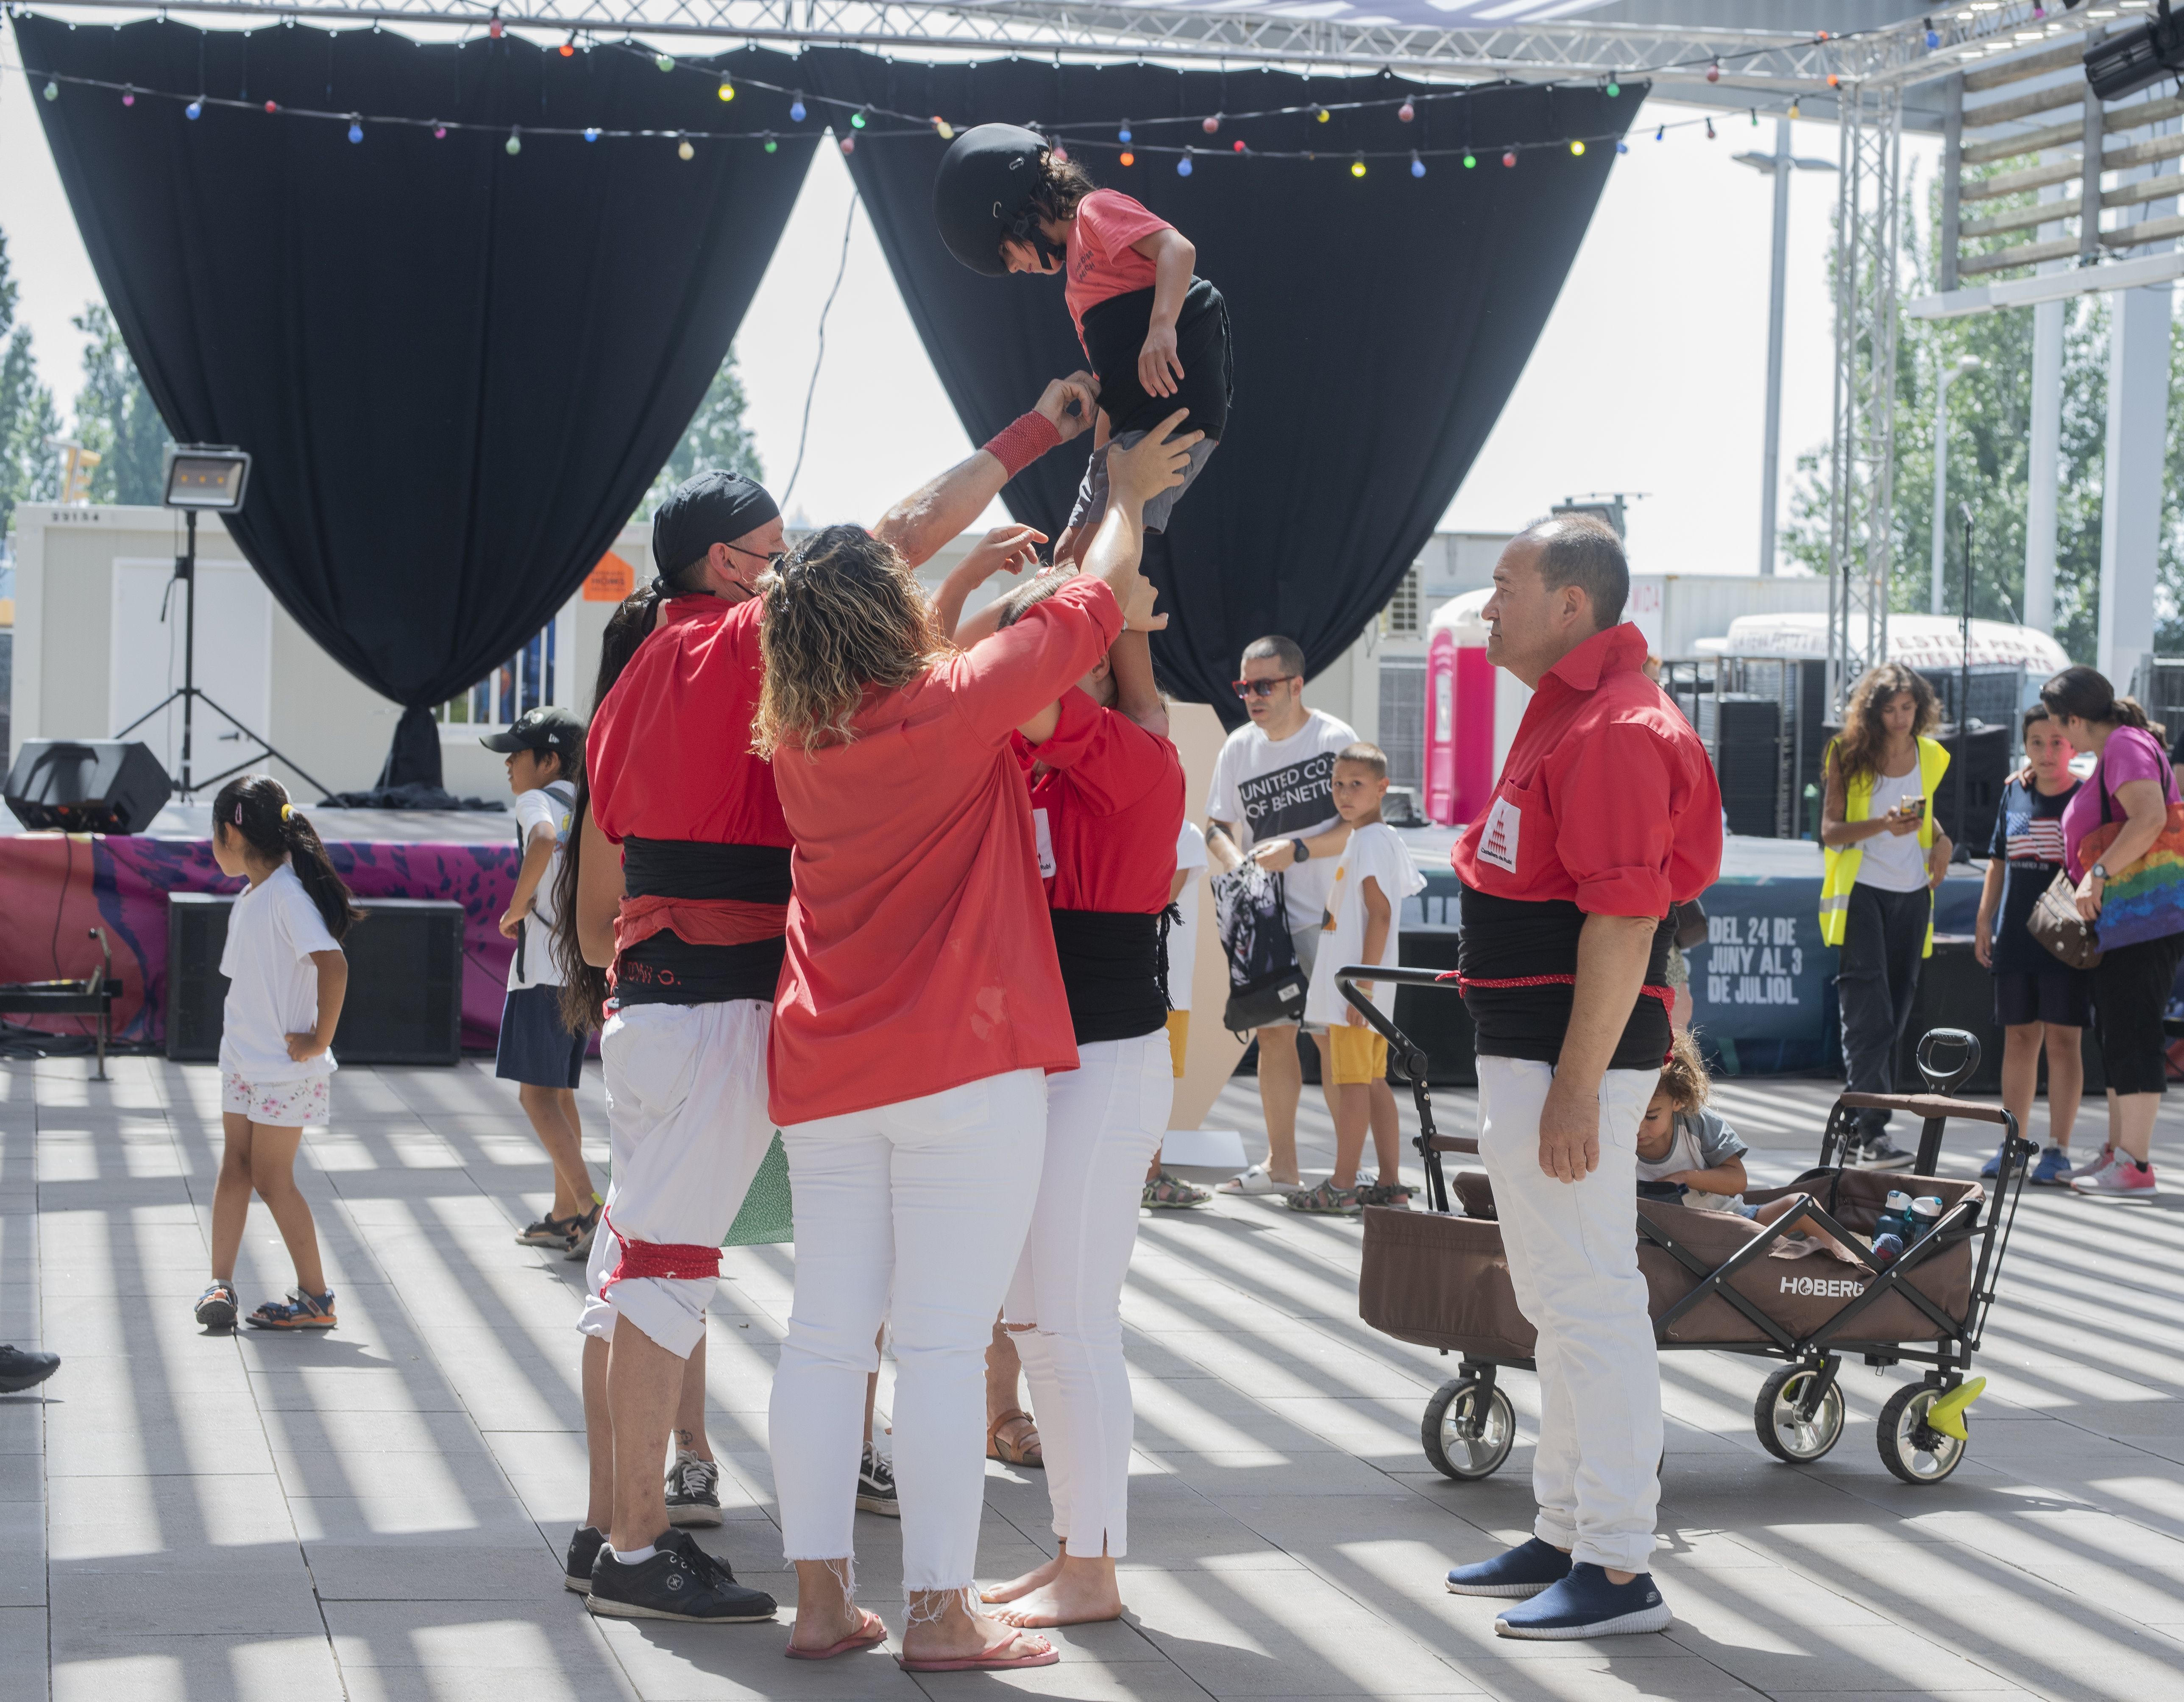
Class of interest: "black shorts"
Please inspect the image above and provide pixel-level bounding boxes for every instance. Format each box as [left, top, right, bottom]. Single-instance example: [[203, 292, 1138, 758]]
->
[[495, 984, 585, 1089], [1994, 967, 2092, 1029]]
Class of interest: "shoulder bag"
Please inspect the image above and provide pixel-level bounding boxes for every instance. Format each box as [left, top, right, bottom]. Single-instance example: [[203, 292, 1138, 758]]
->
[[2072, 751, 2184, 953]]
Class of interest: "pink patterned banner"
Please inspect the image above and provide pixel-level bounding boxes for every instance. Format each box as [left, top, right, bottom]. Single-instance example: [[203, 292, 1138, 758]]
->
[[0, 833, 522, 1052]]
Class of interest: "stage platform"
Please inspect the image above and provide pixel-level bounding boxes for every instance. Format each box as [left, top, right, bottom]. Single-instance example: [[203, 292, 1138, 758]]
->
[[0, 806, 521, 1052]]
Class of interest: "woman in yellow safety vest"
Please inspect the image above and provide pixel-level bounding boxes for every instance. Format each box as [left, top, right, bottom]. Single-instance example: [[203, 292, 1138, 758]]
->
[[1818, 663, 1953, 1169]]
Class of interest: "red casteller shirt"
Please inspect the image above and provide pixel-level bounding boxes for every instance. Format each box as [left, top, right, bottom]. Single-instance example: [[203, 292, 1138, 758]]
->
[[768, 577, 1126, 1126], [1451, 622, 1722, 1069], [1017, 688, 1184, 914], [587, 596, 790, 851]]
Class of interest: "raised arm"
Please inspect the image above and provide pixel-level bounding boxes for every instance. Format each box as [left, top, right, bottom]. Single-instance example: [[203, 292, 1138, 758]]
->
[[875, 373, 1100, 568], [931, 523, 1046, 645]]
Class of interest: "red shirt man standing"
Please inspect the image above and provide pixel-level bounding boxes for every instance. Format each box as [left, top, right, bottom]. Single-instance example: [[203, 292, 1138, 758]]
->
[[1441, 515, 1722, 1640]]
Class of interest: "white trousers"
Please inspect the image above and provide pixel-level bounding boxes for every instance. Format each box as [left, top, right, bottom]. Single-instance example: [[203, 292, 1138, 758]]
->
[[1474, 1054, 1662, 1574], [577, 1000, 775, 1359], [1003, 1032, 1173, 1560], [770, 1068, 1046, 1594]]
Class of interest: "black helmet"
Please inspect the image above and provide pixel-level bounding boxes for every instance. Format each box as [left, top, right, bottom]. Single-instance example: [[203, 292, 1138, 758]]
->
[[933, 123, 1049, 277]]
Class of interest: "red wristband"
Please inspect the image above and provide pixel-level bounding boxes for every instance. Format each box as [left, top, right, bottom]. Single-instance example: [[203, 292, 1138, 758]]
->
[[982, 411, 1062, 480]]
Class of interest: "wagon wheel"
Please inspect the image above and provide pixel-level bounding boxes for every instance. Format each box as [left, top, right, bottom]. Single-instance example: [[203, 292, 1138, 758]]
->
[[1875, 1385, 1967, 1485], [1421, 1376, 1516, 1482], [1753, 1366, 1846, 1464]]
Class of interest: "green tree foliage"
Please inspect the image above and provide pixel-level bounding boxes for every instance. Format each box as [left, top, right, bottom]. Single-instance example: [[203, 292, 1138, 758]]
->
[[642, 348, 762, 517], [71, 303, 172, 505], [1783, 161, 2184, 663], [0, 231, 62, 542]]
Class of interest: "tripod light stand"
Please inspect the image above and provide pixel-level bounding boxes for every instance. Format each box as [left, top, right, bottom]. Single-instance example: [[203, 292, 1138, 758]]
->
[[113, 446, 330, 802]]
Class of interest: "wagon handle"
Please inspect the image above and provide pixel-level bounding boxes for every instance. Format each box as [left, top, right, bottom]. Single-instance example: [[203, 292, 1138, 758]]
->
[[1336, 968, 1462, 1215]]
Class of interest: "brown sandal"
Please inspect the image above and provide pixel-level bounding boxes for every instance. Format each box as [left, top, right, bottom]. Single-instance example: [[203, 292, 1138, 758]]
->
[[986, 1410, 1044, 1469]]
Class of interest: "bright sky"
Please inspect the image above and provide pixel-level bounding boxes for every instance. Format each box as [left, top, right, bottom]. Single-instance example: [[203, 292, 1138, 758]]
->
[[0, 30, 1940, 577]]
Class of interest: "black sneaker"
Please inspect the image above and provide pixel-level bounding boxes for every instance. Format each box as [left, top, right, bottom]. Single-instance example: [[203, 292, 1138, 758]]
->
[[585, 1531, 777, 1623], [564, 1525, 607, 1593], [0, 1345, 60, 1395], [665, 1450, 724, 1527], [1854, 1134, 1915, 1171], [858, 1443, 899, 1518]]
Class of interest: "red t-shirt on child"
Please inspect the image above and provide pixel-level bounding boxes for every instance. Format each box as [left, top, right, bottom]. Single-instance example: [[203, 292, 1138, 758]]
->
[[1064, 189, 1173, 346]]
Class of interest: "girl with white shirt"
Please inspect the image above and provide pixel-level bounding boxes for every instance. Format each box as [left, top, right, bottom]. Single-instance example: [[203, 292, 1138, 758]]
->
[[192, 776, 360, 1333]]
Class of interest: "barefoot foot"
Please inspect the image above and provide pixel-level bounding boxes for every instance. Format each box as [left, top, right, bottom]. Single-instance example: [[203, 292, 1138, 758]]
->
[[899, 1610, 1051, 1668], [980, 1553, 1064, 1605], [996, 1571, 1125, 1628]]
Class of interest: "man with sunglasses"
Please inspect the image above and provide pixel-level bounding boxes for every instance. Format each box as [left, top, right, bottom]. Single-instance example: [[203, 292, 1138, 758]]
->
[[1205, 637, 1357, 1196]]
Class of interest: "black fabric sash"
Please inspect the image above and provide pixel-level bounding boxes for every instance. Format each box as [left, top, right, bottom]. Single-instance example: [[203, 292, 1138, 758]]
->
[[621, 838, 792, 903], [1050, 909, 1170, 1046]]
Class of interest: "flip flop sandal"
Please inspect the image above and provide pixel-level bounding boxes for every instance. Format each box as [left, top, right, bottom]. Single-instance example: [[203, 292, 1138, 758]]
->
[[246, 1289, 337, 1330], [1216, 1162, 1283, 1196], [786, 1608, 888, 1661], [986, 1410, 1044, 1469], [898, 1634, 1059, 1673]]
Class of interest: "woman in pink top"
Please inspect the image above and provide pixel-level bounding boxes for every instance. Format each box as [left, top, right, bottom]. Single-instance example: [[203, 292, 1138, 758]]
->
[[2045, 665, 2184, 1198], [752, 419, 1195, 1671]]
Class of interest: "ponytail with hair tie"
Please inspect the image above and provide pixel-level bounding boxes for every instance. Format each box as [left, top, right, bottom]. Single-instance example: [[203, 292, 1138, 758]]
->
[[210, 774, 362, 942]]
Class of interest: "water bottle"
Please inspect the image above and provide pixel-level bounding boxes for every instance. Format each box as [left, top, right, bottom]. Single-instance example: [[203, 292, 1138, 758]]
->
[[1869, 1232, 1904, 1268], [1908, 1197, 1944, 1241], [1875, 1190, 1914, 1242]]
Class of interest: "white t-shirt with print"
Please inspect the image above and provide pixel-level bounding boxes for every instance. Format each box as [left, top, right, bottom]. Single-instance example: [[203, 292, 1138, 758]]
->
[[218, 861, 342, 1083], [1206, 709, 1358, 931], [1168, 820, 1209, 1012], [1304, 821, 1426, 1027], [507, 780, 577, 991]]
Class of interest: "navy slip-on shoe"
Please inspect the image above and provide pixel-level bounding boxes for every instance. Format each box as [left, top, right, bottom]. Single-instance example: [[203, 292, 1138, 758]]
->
[[1445, 1537, 1574, 1598], [1494, 1563, 1671, 1639]]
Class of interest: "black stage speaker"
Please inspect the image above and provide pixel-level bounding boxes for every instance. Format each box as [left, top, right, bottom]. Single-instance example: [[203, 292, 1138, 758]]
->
[[1894, 934, 2104, 1101], [167, 893, 464, 1065], [5, 740, 173, 832]]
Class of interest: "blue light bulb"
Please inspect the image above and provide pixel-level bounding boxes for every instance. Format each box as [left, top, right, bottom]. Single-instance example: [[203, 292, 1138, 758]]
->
[[1118, 122, 1131, 143], [1410, 150, 1425, 178], [790, 94, 806, 122], [585, 126, 600, 142], [186, 98, 202, 120], [1925, 28, 1941, 47], [348, 121, 363, 143], [1176, 151, 1192, 176]]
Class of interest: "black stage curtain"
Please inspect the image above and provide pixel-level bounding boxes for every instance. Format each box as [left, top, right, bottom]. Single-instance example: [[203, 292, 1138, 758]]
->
[[805, 52, 1642, 720], [16, 19, 817, 784]]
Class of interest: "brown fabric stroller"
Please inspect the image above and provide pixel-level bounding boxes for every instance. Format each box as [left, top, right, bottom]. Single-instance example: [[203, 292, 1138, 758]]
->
[[1343, 967, 2034, 1488]]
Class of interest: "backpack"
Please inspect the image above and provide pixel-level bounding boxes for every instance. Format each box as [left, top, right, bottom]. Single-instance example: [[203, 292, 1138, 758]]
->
[[1212, 863, 1308, 1038]]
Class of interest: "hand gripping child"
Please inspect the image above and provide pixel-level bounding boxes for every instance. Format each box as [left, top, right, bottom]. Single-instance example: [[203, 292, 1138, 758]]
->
[[934, 124, 1232, 562]]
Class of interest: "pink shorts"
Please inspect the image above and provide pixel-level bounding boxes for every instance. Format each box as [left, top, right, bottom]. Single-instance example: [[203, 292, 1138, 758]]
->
[[222, 1073, 330, 1127]]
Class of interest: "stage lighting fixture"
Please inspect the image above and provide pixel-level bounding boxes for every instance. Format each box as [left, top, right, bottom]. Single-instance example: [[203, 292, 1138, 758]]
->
[[2085, 0, 2184, 99], [163, 444, 251, 510]]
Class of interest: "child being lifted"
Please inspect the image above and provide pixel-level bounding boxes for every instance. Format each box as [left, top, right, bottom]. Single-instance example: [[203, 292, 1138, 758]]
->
[[934, 124, 1232, 561]]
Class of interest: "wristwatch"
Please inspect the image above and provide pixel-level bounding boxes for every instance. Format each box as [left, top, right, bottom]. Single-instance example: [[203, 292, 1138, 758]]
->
[[2091, 863, 2109, 882], [1290, 837, 1311, 863]]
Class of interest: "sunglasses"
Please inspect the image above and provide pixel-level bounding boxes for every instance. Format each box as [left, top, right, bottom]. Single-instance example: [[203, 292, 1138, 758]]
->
[[1232, 675, 1298, 700], [725, 543, 788, 572]]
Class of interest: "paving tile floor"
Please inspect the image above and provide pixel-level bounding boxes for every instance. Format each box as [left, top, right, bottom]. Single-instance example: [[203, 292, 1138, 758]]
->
[[4, 1052, 2182, 1701]]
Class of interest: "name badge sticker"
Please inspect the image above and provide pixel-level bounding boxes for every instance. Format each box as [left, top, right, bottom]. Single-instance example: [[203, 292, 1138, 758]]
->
[[1478, 795, 1521, 874], [1034, 808, 1056, 879]]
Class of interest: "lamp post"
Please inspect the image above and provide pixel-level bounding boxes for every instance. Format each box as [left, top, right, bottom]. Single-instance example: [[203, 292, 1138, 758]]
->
[[1930, 355, 1981, 616], [1955, 500, 1975, 861], [1733, 118, 1834, 578]]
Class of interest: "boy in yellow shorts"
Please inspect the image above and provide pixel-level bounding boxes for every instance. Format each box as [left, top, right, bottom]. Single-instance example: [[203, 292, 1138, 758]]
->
[[1290, 745, 1426, 1214]]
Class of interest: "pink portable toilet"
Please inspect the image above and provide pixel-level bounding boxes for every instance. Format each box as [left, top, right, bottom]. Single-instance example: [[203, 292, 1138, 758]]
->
[[1424, 589, 1499, 826]]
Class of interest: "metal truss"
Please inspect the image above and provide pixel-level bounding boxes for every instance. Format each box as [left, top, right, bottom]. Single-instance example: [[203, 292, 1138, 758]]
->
[[1826, 80, 1903, 712], [23, 0, 2108, 93]]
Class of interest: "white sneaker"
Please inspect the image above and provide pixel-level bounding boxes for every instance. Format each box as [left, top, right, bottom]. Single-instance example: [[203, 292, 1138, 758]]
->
[[1216, 1162, 1284, 1196], [2072, 1153, 2158, 1199]]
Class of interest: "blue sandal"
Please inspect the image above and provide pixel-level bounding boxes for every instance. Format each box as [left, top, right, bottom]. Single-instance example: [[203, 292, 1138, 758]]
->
[[246, 1289, 337, 1330]]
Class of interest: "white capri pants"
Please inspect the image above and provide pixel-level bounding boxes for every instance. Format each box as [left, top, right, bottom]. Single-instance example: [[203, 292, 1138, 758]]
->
[[577, 1000, 776, 1360], [1003, 1032, 1173, 1560], [769, 1068, 1046, 1596], [1475, 1054, 1662, 1575]]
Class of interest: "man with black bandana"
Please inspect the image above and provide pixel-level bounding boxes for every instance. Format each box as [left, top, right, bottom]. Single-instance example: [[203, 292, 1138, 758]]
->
[[568, 468, 791, 1624]]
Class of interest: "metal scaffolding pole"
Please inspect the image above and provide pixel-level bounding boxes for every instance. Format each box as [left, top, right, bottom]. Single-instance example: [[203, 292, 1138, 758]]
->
[[1826, 81, 1903, 714]]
